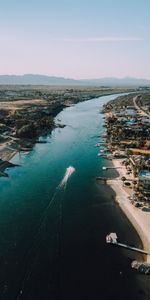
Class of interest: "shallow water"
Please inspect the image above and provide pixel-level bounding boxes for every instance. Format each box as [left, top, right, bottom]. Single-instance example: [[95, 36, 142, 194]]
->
[[0, 94, 150, 300]]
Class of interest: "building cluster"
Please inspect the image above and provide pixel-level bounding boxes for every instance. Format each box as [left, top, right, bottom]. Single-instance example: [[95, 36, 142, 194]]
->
[[103, 97, 150, 208]]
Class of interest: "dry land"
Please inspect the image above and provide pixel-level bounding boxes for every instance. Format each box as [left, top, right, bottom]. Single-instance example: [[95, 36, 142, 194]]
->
[[0, 86, 136, 175], [102, 92, 150, 262], [107, 159, 150, 263], [1, 86, 150, 258]]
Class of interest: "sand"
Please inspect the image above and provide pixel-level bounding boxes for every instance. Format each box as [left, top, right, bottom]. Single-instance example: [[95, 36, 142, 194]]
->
[[0, 140, 17, 161], [107, 158, 150, 263]]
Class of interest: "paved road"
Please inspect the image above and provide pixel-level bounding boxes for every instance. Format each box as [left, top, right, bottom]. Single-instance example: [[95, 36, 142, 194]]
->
[[133, 96, 150, 118]]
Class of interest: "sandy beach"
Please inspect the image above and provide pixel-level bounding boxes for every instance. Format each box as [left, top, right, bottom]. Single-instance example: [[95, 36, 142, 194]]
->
[[0, 146, 17, 161], [107, 158, 150, 263]]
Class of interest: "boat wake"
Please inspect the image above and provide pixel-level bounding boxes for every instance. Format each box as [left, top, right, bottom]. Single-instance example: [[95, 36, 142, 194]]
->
[[16, 166, 75, 299], [59, 166, 75, 189]]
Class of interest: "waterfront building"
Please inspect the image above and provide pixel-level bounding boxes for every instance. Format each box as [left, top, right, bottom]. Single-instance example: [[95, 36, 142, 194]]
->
[[138, 170, 150, 189]]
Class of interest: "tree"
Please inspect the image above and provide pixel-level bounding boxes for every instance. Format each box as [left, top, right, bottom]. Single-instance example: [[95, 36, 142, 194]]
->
[[16, 123, 36, 138]]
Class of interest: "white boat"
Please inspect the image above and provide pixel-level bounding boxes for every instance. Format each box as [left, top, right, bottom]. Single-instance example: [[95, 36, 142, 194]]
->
[[102, 166, 107, 170]]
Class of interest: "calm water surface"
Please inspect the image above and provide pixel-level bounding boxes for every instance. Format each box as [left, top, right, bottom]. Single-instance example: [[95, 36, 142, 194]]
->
[[0, 94, 150, 300]]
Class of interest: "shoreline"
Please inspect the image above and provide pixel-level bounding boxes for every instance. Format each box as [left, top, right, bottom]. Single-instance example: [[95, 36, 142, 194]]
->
[[0, 103, 67, 174], [0, 147, 17, 162], [1, 90, 150, 261], [107, 158, 150, 263], [0, 91, 129, 173]]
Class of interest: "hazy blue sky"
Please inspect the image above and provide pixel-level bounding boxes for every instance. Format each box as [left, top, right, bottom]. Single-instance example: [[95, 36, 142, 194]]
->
[[1, 0, 150, 79]]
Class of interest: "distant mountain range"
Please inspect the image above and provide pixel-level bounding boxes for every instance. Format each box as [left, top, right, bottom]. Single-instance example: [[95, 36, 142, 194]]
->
[[0, 74, 150, 87]]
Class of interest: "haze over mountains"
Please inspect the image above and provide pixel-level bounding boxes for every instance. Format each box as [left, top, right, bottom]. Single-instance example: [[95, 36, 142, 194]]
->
[[0, 74, 150, 87]]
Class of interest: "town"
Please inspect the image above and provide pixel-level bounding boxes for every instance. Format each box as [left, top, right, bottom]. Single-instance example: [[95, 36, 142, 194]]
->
[[101, 92, 150, 209]]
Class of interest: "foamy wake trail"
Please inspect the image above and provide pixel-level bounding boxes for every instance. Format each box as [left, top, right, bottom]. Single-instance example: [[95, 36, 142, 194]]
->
[[59, 166, 75, 189], [16, 166, 76, 299]]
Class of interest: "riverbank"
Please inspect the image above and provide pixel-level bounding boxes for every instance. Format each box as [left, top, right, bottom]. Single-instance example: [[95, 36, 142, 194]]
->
[[1, 87, 150, 260], [0, 87, 137, 175], [107, 158, 150, 263], [0, 143, 17, 161], [0, 142, 18, 176], [1, 92, 150, 299]]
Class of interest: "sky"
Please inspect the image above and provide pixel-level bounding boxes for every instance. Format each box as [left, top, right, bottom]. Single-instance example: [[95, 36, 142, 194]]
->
[[0, 0, 150, 79]]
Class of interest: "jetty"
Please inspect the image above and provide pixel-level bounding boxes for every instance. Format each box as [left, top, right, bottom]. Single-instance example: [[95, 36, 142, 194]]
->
[[102, 166, 122, 170], [106, 233, 150, 256], [96, 176, 112, 182], [96, 176, 110, 180]]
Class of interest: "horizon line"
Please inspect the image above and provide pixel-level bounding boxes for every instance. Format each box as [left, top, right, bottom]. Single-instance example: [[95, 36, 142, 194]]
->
[[0, 74, 150, 81], [53, 37, 143, 43]]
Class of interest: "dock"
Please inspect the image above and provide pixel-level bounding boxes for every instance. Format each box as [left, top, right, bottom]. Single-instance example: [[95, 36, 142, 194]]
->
[[102, 166, 122, 170], [96, 176, 112, 181], [106, 233, 150, 256], [115, 242, 150, 255]]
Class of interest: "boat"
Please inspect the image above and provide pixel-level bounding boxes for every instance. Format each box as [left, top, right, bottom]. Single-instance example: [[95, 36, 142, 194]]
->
[[97, 153, 102, 156], [102, 166, 107, 170]]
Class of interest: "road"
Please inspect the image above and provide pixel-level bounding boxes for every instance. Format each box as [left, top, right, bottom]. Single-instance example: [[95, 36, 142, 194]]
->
[[133, 96, 150, 118]]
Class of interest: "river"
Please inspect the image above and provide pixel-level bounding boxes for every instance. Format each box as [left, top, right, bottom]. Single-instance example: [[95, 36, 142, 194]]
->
[[0, 94, 149, 300]]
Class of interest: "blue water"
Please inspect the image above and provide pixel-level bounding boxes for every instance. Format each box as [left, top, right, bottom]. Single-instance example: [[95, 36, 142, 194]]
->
[[0, 94, 149, 300]]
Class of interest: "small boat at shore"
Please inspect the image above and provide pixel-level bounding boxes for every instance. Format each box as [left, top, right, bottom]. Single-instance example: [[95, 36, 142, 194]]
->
[[99, 134, 107, 138], [102, 166, 107, 170]]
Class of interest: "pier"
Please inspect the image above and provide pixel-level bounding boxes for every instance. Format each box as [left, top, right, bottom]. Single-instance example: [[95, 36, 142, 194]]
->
[[102, 166, 122, 170], [106, 233, 150, 256], [96, 176, 112, 182]]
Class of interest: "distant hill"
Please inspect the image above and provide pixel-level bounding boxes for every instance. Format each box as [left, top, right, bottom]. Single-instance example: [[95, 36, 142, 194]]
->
[[0, 74, 150, 86], [84, 77, 150, 87], [0, 74, 80, 86]]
